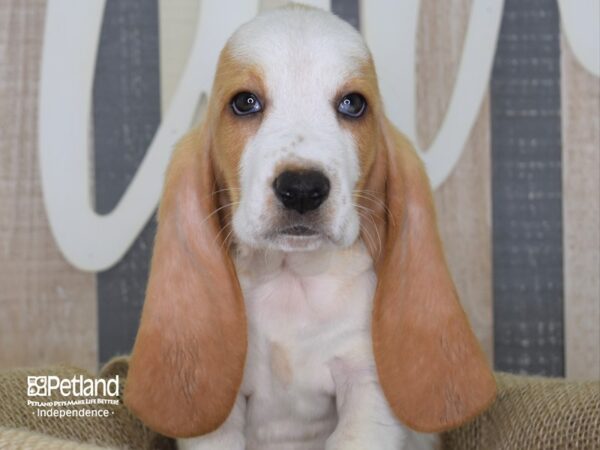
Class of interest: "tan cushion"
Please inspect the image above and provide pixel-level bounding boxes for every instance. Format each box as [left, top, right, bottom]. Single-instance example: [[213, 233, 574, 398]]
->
[[442, 372, 600, 449], [0, 426, 116, 450], [1, 358, 598, 449], [0, 358, 174, 450]]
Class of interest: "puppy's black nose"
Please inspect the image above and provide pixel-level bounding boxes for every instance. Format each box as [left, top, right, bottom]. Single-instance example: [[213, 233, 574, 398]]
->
[[273, 170, 330, 214]]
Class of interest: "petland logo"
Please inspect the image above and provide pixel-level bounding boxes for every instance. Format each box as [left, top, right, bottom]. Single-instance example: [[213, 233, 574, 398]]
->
[[27, 375, 120, 397], [26, 375, 120, 418]]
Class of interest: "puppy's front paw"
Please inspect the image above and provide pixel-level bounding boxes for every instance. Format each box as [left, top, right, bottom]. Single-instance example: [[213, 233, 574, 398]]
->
[[326, 425, 408, 450], [177, 431, 245, 450], [325, 430, 371, 450]]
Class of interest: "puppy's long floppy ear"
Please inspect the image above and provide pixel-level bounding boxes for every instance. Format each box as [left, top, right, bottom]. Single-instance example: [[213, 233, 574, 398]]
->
[[370, 118, 496, 432], [124, 125, 246, 438]]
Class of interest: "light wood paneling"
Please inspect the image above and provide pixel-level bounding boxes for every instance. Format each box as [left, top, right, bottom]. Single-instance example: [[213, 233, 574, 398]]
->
[[416, 0, 470, 150], [561, 36, 600, 380], [158, 0, 199, 113], [1, 0, 597, 379], [157, 0, 292, 115], [261, 0, 289, 10], [0, 0, 97, 372], [434, 98, 493, 365], [417, 0, 494, 362]]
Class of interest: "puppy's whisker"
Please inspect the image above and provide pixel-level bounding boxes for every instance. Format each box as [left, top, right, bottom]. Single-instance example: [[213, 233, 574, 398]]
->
[[361, 206, 383, 253], [354, 203, 383, 256], [353, 195, 387, 213], [353, 188, 383, 196], [355, 210, 381, 257], [353, 192, 397, 228], [198, 202, 240, 229], [353, 203, 383, 222], [353, 189, 385, 204], [215, 221, 233, 248], [357, 209, 382, 257], [220, 226, 236, 252], [211, 187, 241, 196], [353, 190, 389, 212], [352, 189, 385, 199], [359, 221, 378, 259]]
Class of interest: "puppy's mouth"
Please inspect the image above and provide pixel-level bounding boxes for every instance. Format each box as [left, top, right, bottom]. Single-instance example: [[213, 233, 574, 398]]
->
[[279, 225, 319, 236], [261, 223, 332, 252]]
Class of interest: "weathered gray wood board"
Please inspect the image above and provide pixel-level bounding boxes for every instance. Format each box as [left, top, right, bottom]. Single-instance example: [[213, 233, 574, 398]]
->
[[0, 0, 97, 372], [491, 0, 564, 376], [94, 0, 161, 364]]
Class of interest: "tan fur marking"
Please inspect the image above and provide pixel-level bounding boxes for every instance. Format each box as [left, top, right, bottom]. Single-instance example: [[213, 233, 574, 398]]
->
[[336, 60, 381, 190], [209, 47, 267, 206], [332, 61, 388, 259], [270, 341, 294, 387]]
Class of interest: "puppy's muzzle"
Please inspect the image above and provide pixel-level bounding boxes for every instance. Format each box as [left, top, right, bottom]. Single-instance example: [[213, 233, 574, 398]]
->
[[273, 170, 330, 214]]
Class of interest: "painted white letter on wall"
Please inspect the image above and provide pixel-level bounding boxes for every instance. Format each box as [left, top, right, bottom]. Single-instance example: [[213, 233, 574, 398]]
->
[[41, 0, 598, 271]]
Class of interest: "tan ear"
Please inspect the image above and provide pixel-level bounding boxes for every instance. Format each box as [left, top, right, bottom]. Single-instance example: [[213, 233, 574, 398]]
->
[[124, 125, 247, 438], [370, 118, 496, 432]]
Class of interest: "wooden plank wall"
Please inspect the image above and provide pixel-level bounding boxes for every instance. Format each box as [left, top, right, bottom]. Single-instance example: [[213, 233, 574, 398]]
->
[[0, 0, 97, 372], [417, 0, 494, 363], [561, 36, 600, 380], [0, 0, 598, 380], [158, 0, 199, 114], [94, 0, 161, 364], [491, 0, 565, 376]]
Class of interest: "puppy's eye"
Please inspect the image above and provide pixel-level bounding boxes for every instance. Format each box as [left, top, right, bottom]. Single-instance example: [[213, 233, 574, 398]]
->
[[231, 92, 262, 116], [337, 93, 366, 118]]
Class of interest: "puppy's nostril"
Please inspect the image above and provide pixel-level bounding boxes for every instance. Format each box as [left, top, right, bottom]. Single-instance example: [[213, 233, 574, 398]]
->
[[273, 170, 330, 214]]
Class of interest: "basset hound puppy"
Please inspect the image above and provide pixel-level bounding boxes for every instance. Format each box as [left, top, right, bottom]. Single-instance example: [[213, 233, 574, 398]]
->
[[124, 5, 496, 450]]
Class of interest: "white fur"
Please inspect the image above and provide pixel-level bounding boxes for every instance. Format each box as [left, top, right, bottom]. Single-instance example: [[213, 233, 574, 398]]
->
[[179, 7, 439, 450], [180, 242, 438, 450]]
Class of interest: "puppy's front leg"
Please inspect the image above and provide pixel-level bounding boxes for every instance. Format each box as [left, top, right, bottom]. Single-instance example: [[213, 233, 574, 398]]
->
[[325, 358, 406, 450], [177, 394, 246, 450]]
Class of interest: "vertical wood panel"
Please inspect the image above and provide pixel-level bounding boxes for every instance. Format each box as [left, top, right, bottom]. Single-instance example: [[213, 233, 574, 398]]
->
[[95, 0, 161, 364], [417, 0, 494, 363], [417, 1, 470, 150], [435, 98, 494, 365], [1, 0, 595, 377], [561, 37, 600, 381], [260, 0, 288, 11], [331, 0, 359, 30], [0, 0, 97, 372], [491, 0, 564, 376], [158, 0, 199, 113]]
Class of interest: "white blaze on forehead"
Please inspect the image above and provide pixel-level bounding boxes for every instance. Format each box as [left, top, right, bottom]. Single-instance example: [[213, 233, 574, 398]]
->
[[226, 7, 370, 96]]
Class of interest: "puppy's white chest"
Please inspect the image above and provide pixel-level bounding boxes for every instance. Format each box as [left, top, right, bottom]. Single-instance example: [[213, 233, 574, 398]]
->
[[234, 243, 376, 448]]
